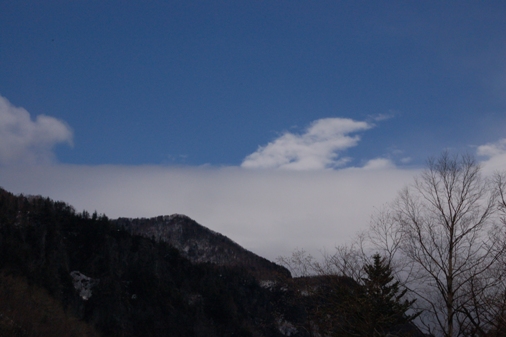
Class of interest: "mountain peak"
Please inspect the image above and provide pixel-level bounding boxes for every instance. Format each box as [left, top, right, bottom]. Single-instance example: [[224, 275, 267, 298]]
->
[[114, 215, 290, 280]]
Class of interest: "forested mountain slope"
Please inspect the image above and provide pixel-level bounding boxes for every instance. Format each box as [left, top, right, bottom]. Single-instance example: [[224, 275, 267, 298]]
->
[[0, 188, 296, 337]]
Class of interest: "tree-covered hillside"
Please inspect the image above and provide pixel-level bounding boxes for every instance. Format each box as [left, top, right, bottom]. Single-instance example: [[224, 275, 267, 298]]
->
[[0, 188, 292, 337]]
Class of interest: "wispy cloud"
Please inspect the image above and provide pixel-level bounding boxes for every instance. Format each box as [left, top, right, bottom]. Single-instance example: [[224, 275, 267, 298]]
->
[[0, 95, 73, 166], [368, 111, 398, 122], [241, 118, 372, 170], [362, 158, 395, 170]]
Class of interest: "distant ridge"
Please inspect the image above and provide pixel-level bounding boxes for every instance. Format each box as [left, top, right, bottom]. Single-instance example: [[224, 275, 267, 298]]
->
[[114, 215, 291, 280]]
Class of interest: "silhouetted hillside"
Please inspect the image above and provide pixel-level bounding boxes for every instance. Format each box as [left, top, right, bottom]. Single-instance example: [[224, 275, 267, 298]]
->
[[0, 188, 299, 337]]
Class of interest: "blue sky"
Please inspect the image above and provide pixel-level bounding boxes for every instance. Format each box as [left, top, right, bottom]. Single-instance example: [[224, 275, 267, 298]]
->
[[1, 1, 506, 259]]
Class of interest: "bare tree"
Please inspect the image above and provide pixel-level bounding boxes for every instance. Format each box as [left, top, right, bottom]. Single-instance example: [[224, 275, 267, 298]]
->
[[385, 152, 506, 337], [279, 153, 506, 336], [471, 172, 506, 337]]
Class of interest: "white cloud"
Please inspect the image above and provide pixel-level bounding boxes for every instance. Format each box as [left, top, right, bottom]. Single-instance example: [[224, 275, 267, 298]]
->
[[477, 138, 506, 174], [477, 138, 506, 157], [362, 158, 395, 170], [0, 95, 73, 166], [241, 118, 372, 170]]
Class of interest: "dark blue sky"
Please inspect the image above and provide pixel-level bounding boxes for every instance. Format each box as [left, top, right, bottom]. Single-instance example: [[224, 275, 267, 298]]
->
[[1, 1, 505, 167]]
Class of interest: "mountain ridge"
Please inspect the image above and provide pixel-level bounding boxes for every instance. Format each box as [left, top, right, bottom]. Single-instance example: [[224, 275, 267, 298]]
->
[[114, 214, 291, 280]]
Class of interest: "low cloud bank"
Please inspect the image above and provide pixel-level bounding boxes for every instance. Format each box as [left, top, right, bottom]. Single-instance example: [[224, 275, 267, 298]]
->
[[3, 152, 505, 261], [0, 164, 416, 261], [3, 148, 504, 261]]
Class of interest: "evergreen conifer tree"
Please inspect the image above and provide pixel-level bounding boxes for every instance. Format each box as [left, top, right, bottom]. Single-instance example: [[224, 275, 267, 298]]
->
[[359, 253, 419, 336], [324, 254, 419, 337]]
